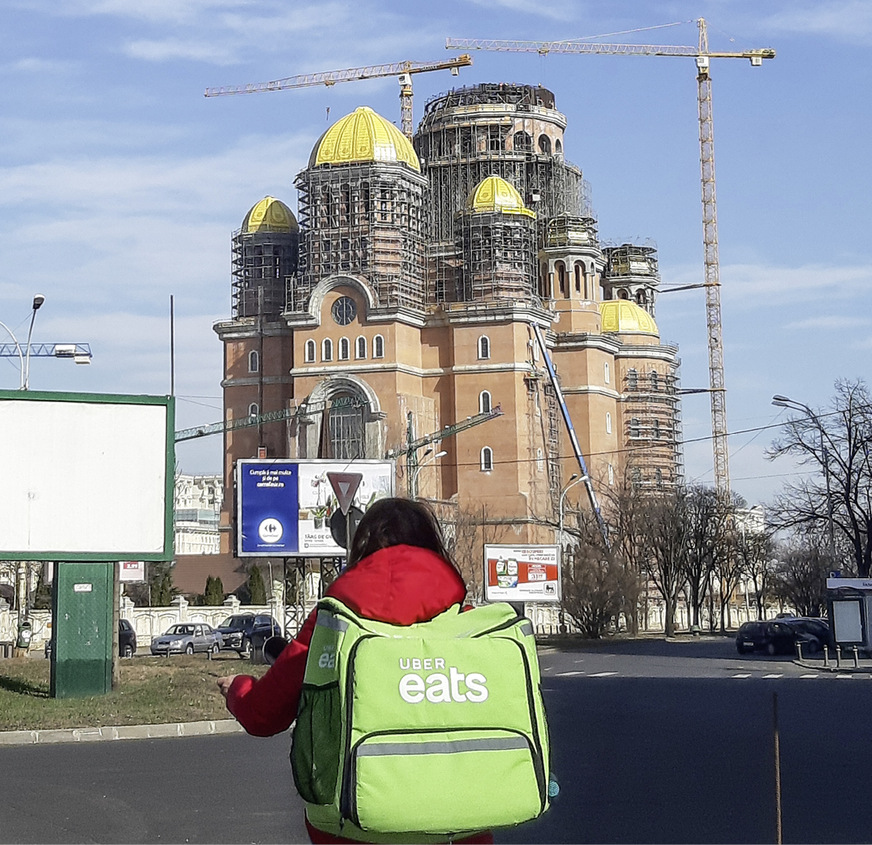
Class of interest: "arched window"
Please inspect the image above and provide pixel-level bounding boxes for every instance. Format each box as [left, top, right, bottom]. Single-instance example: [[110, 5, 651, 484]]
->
[[653, 419, 661, 440], [479, 390, 492, 414], [608, 464, 614, 485], [248, 350, 259, 373], [555, 138, 563, 157], [650, 370, 660, 391], [618, 289, 629, 300], [655, 468, 663, 488], [629, 418, 641, 438], [606, 412, 612, 435], [627, 368, 638, 391], [304, 339, 316, 363], [513, 131, 532, 152], [480, 446, 494, 472], [574, 264, 582, 293], [338, 337, 350, 361], [327, 392, 365, 460], [537, 447, 544, 472], [248, 403, 259, 419], [356, 336, 367, 359], [604, 362, 610, 385], [538, 134, 551, 155], [373, 334, 385, 359], [631, 467, 642, 485], [557, 262, 567, 297], [322, 338, 333, 362], [478, 335, 490, 360]]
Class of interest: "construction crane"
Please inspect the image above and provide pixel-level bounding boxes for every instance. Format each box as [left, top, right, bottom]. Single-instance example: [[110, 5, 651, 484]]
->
[[447, 20, 775, 495], [174, 407, 295, 443], [403, 405, 503, 498], [205, 55, 473, 139]]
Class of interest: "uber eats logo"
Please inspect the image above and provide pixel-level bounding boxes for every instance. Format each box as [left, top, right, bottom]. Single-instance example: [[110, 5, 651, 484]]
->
[[397, 657, 489, 703], [318, 644, 336, 669]]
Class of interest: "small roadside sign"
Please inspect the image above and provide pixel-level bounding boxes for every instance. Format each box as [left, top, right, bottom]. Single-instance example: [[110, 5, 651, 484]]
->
[[327, 472, 363, 515]]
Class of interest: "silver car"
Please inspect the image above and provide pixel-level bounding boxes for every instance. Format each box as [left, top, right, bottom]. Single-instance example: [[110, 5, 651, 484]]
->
[[150, 623, 222, 656]]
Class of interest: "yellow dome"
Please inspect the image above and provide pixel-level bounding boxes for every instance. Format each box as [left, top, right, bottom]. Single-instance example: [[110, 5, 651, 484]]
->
[[242, 196, 298, 234], [466, 176, 536, 218], [310, 106, 420, 171], [599, 299, 659, 335]]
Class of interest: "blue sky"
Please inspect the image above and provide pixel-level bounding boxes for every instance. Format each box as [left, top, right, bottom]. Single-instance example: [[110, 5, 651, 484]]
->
[[1, 0, 869, 508]]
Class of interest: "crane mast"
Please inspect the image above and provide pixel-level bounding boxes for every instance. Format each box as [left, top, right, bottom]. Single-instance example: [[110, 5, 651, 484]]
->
[[447, 20, 774, 494], [205, 55, 473, 139]]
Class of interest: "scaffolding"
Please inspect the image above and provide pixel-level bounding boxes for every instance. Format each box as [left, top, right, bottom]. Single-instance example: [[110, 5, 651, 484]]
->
[[621, 365, 684, 489], [602, 242, 660, 316], [414, 83, 589, 303], [292, 161, 427, 312], [231, 227, 298, 319]]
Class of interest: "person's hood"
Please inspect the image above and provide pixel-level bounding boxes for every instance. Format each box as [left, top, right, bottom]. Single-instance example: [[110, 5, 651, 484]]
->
[[326, 544, 467, 626]]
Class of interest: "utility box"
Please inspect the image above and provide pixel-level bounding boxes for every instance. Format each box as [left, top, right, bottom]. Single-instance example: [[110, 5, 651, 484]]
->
[[50, 563, 114, 698], [826, 578, 872, 651]]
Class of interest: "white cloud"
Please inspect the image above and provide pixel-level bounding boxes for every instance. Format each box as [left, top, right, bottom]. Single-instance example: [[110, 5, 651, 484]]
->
[[785, 316, 872, 331], [752, 1, 872, 43], [464, 0, 577, 22]]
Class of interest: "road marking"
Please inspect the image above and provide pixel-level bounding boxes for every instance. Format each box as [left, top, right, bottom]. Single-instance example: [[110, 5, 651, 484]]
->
[[762, 674, 783, 679], [836, 674, 853, 679], [800, 674, 819, 679], [732, 673, 752, 679], [589, 671, 618, 677], [555, 670, 585, 677]]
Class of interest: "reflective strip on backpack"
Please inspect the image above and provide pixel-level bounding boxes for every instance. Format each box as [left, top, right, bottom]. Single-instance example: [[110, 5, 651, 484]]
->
[[520, 620, 533, 637], [317, 611, 349, 632], [357, 736, 529, 757]]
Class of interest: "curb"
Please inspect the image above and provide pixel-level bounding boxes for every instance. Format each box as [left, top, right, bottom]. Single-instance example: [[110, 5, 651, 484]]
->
[[0, 718, 245, 748]]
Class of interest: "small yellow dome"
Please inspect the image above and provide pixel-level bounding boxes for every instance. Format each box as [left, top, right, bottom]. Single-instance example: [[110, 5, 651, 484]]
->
[[599, 299, 659, 335], [310, 106, 420, 171], [242, 196, 298, 234], [466, 176, 536, 218]]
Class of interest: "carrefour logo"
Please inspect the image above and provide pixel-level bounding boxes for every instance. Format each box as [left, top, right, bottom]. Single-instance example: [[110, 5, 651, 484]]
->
[[398, 657, 488, 703]]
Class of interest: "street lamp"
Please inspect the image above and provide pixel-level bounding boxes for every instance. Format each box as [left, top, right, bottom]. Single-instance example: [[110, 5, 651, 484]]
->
[[0, 319, 25, 387], [23, 293, 45, 390], [412, 449, 447, 498], [772, 394, 837, 564]]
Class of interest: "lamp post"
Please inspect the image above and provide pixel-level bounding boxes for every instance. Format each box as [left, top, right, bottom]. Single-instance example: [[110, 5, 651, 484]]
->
[[557, 473, 586, 633], [411, 449, 446, 499], [772, 394, 837, 564], [0, 319, 25, 387], [22, 293, 45, 390]]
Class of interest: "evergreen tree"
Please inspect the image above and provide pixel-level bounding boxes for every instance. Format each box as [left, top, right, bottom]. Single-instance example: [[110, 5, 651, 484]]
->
[[204, 575, 225, 605], [247, 565, 267, 605], [152, 571, 176, 606]]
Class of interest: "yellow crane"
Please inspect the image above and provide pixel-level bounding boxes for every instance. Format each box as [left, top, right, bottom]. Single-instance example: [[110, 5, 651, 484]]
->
[[447, 20, 775, 495], [205, 55, 473, 139]]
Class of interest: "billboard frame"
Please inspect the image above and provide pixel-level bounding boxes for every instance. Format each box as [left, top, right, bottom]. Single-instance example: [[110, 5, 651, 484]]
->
[[483, 543, 562, 603]]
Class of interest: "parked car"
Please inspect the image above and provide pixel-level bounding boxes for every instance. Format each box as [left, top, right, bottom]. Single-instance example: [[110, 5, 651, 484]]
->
[[45, 618, 137, 658], [216, 613, 281, 655], [736, 618, 830, 656], [150, 623, 222, 656]]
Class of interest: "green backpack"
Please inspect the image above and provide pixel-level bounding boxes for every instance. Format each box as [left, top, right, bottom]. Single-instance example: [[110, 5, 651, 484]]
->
[[291, 597, 551, 841]]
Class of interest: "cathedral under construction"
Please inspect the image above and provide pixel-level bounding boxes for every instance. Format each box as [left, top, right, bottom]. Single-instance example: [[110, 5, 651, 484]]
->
[[214, 82, 683, 552]]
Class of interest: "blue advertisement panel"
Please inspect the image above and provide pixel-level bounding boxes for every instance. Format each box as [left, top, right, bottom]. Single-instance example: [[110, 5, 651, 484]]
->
[[237, 459, 394, 557], [238, 462, 300, 556]]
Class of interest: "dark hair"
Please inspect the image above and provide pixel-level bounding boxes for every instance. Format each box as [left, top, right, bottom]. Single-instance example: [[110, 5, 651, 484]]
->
[[346, 497, 452, 568]]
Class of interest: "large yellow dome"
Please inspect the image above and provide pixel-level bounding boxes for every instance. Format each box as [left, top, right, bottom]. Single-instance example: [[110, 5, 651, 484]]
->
[[309, 106, 420, 171], [599, 299, 659, 335], [466, 175, 536, 218], [241, 196, 298, 234]]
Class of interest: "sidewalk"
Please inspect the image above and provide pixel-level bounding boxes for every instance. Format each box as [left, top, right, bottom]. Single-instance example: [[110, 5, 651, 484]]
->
[[0, 718, 244, 747]]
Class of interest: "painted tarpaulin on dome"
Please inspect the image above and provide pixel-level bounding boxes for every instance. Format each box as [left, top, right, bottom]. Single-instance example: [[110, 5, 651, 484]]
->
[[243, 196, 298, 233], [311, 106, 420, 170], [598, 299, 660, 335]]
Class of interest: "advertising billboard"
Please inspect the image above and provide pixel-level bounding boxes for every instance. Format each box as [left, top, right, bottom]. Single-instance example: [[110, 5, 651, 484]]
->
[[483, 544, 561, 603], [237, 459, 394, 557]]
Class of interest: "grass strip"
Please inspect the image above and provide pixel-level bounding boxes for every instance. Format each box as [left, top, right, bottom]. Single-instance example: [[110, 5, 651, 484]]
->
[[0, 654, 269, 732]]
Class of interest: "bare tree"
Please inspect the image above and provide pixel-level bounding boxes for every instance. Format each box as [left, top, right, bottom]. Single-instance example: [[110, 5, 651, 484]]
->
[[442, 502, 500, 603], [680, 486, 722, 631], [560, 509, 641, 638], [769, 379, 872, 576], [769, 539, 830, 617], [735, 526, 776, 619], [636, 489, 691, 637]]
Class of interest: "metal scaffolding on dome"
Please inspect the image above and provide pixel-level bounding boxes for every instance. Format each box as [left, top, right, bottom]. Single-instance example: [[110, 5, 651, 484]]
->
[[292, 162, 426, 312]]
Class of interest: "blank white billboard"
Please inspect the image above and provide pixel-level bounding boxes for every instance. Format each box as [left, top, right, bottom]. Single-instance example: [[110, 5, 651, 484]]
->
[[0, 390, 174, 560]]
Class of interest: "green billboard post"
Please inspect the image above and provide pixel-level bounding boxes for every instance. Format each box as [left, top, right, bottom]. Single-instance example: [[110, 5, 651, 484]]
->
[[0, 390, 174, 698]]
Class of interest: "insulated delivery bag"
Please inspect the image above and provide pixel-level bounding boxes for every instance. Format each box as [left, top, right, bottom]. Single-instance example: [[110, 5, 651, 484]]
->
[[291, 597, 551, 839]]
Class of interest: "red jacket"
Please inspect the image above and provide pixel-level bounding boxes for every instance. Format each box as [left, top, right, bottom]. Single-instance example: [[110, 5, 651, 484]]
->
[[225, 544, 467, 736]]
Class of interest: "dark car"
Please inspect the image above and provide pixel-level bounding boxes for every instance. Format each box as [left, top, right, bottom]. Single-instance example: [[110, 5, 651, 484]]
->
[[216, 613, 281, 655], [736, 618, 830, 656], [45, 618, 137, 658]]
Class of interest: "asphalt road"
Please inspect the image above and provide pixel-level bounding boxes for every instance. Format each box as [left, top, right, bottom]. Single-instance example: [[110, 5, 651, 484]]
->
[[3, 637, 870, 844]]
